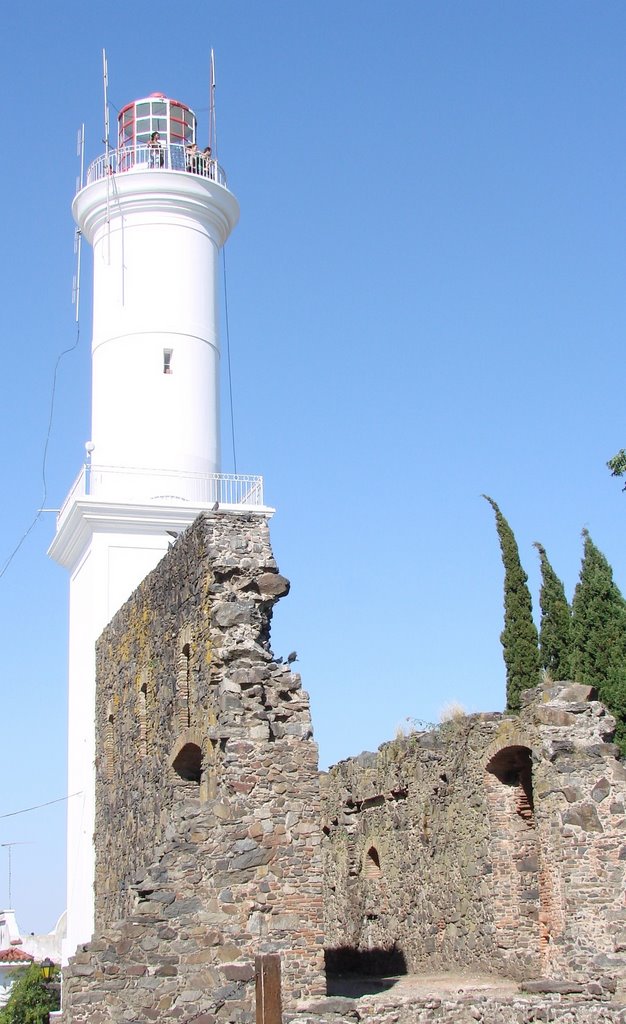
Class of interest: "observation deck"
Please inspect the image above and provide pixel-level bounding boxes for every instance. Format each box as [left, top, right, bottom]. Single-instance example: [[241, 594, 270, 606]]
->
[[49, 465, 272, 571], [83, 144, 228, 190], [56, 465, 266, 528]]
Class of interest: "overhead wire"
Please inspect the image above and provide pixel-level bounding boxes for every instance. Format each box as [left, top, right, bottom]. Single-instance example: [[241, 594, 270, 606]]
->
[[0, 791, 84, 821], [0, 324, 81, 580]]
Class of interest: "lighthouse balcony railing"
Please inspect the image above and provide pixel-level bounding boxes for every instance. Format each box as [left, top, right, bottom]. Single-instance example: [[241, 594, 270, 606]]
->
[[83, 145, 227, 189], [57, 464, 265, 524]]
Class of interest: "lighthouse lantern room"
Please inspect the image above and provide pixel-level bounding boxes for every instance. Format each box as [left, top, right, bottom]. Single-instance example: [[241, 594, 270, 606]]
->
[[118, 93, 196, 148], [49, 83, 270, 962]]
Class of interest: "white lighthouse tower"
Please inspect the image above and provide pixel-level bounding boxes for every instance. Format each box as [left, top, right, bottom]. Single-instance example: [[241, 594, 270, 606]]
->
[[49, 90, 267, 962]]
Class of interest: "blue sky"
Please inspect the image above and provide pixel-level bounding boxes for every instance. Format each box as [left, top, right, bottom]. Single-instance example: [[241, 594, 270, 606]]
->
[[1, 0, 626, 936]]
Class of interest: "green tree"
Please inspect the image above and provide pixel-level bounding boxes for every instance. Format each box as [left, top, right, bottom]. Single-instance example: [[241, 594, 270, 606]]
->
[[571, 529, 626, 753], [483, 496, 541, 710], [607, 449, 626, 485], [533, 541, 572, 681], [0, 964, 60, 1024]]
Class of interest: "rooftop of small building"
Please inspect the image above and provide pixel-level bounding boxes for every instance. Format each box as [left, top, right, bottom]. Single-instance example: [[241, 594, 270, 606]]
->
[[0, 947, 33, 964]]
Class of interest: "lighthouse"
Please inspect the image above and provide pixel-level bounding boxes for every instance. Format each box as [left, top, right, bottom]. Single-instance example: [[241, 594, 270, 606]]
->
[[49, 92, 268, 961]]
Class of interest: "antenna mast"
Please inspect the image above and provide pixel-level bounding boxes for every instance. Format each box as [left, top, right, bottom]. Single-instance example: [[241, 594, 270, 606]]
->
[[1, 842, 30, 908], [209, 49, 217, 159], [2, 843, 13, 907], [77, 123, 85, 190], [102, 49, 110, 165], [102, 49, 112, 264]]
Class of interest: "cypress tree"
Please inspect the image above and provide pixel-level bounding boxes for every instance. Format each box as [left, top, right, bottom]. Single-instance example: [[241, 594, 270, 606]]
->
[[483, 496, 541, 710], [571, 529, 626, 752], [533, 542, 572, 682], [607, 448, 626, 484]]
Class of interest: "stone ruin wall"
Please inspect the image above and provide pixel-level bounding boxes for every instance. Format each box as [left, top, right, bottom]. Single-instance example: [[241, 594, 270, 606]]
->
[[321, 683, 626, 988], [62, 512, 325, 1024], [59, 508, 626, 1024], [299, 992, 626, 1024]]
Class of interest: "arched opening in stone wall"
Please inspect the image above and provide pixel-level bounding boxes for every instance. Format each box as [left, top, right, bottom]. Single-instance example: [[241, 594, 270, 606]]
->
[[486, 745, 534, 823], [137, 674, 148, 757], [105, 702, 115, 784], [172, 742, 203, 786], [485, 745, 540, 977], [324, 945, 407, 986], [352, 840, 399, 972], [176, 642, 191, 729], [364, 846, 382, 880]]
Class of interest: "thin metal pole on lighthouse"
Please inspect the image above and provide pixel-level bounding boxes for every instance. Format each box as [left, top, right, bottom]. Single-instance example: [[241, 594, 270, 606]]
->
[[210, 49, 217, 159], [1, 842, 31, 908]]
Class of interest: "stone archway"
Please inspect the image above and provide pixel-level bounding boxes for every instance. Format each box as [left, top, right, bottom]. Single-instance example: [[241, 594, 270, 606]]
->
[[485, 745, 541, 977], [168, 728, 209, 798], [172, 742, 203, 783]]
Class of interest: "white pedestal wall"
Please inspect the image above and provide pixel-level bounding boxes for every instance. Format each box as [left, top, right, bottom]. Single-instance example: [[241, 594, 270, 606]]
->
[[54, 501, 234, 962]]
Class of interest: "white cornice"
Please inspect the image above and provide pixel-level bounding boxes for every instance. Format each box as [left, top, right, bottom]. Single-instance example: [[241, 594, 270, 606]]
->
[[72, 171, 239, 247], [48, 497, 274, 570]]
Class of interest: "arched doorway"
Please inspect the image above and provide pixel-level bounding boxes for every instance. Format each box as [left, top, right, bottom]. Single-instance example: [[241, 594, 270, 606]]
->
[[485, 745, 540, 976], [172, 742, 203, 786]]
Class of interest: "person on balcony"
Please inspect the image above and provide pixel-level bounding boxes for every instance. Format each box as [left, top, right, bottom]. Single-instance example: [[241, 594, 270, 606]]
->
[[200, 146, 212, 176], [149, 131, 164, 168], [186, 142, 200, 173]]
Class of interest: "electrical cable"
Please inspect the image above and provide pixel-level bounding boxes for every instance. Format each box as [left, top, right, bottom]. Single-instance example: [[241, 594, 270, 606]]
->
[[0, 791, 84, 820], [0, 324, 81, 580], [222, 247, 238, 475]]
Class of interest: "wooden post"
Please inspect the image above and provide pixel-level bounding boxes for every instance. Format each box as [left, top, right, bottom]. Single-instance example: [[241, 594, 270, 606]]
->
[[255, 954, 282, 1024]]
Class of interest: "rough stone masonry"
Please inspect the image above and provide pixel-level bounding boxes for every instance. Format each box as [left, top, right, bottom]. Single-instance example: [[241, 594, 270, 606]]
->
[[61, 510, 626, 1024], [62, 512, 325, 1024], [321, 682, 626, 989]]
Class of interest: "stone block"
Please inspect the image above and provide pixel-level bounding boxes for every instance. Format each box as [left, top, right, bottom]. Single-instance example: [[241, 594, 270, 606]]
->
[[221, 963, 255, 981], [214, 601, 256, 628], [71, 965, 96, 978], [562, 786, 582, 803], [256, 572, 290, 599], [299, 997, 360, 1016], [521, 979, 585, 994], [558, 684, 596, 702], [516, 856, 539, 873], [591, 778, 611, 803], [535, 707, 577, 727], [562, 803, 603, 832], [230, 846, 273, 871]]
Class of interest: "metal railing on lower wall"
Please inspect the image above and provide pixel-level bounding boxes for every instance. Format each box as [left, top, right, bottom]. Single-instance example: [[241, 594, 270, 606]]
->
[[57, 465, 265, 524], [84, 145, 227, 187]]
